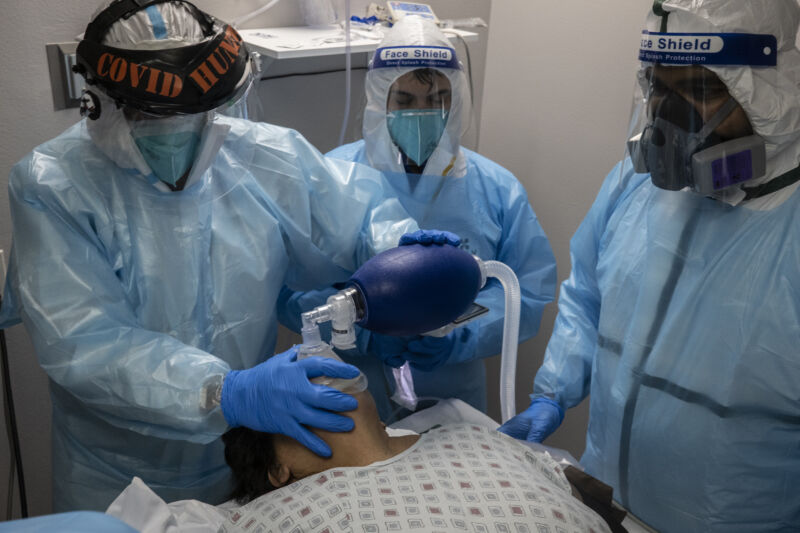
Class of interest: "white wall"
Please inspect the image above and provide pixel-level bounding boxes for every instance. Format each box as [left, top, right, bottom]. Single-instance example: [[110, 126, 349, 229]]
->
[[0, 0, 489, 518], [480, 1, 648, 458]]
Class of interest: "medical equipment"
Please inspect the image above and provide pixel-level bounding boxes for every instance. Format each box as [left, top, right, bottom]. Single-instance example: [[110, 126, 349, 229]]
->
[[221, 345, 360, 459], [438, 17, 488, 30], [0, 249, 5, 303], [424, 302, 488, 337], [0, 249, 28, 520], [386, 2, 439, 24], [338, 0, 352, 146], [296, 323, 368, 394], [299, 242, 522, 422]]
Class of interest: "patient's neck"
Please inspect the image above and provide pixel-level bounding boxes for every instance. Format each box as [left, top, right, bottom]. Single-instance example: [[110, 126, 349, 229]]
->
[[281, 392, 419, 481], [324, 417, 418, 468], [300, 416, 418, 480]]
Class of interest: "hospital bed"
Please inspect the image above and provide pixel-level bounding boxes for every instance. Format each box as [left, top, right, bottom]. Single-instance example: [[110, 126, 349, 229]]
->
[[0, 398, 657, 532], [97, 398, 657, 533]]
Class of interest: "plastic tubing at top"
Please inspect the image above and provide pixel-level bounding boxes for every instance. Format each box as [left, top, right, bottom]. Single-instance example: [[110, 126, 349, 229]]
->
[[231, 0, 282, 28], [481, 260, 521, 424]]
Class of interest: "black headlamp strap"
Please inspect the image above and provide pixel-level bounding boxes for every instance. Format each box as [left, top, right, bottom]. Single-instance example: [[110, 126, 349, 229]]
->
[[652, 0, 670, 33], [75, 0, 250, 116], [742, 165, 800, 201], [85, 0, 215, 44]]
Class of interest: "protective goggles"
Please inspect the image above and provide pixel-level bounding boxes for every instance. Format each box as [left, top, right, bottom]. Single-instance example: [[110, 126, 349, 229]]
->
[[75, 0, 251, 116]]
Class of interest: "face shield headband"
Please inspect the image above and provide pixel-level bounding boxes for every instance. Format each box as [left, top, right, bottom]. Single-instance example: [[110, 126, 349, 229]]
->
[[629, 29, 776, 195], [75, 0, 250, 117], [371, 45, 461, 71]]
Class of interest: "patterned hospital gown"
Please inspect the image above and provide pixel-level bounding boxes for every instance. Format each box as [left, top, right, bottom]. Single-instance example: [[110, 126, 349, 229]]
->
[[220, 424, 610, 533]]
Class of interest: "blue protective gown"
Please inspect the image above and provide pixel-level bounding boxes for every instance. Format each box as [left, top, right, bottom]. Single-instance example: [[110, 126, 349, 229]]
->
[[279, 141, 557, 420], [0, 117, 415, 511], [535, 158, 800, 532], [0, 512, 136, 533]]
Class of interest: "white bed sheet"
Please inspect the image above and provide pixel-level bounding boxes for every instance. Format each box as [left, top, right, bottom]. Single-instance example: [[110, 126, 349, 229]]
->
[[106, 476, 228, 532]]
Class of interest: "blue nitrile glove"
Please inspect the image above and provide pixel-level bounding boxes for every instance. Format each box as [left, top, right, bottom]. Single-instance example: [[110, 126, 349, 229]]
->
[[221, 346, 360, 457], [398, 229, 461, 247], [370, 333, 455, 371], [403, 334, 456, 371], [497, 397, 565, 443], [369, 333, 412, 368]]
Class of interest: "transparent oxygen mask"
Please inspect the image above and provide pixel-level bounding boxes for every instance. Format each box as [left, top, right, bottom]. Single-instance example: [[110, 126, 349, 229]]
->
[[298, 315, 368, 394]]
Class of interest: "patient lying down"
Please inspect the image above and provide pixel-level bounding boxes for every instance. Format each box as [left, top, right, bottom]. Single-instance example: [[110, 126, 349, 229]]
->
[[221, 390, 613, 533]]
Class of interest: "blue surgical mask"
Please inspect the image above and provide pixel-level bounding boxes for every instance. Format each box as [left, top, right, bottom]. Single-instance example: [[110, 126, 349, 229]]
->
[[131, 114, 206, 186], [386, 109, 449, 167]]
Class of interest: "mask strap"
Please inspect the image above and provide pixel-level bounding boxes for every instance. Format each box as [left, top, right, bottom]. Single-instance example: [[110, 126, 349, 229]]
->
[[689, 98, 740, 151], [742, 165, 800, 201]]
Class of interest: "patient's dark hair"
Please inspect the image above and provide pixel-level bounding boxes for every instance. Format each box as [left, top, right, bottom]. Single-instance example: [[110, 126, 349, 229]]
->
[[222, 427, 279, 504]]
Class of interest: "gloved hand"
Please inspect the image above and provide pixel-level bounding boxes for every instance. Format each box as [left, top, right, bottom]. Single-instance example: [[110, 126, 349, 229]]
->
[[370, 333, 455, 371], [221, 346, 360, 457], [369, 333, 413, 368], [497, 397, 565, 443], [403, 334, 455, 371], [398, 229, 461, 247]]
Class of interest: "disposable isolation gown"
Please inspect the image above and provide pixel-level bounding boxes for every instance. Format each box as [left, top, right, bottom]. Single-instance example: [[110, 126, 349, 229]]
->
[[535, 158, 800, 532], [279, 141, 557, 419], [0, 115, 416, 511]]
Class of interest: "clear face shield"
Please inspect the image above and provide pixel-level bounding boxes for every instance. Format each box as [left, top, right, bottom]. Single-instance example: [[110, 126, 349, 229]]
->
[[385, 68, 453, 168], [123, 54, 260, 188], [215, 52, 263, 121], [626, 30, 777, 197], [364, 42, 470, 177]]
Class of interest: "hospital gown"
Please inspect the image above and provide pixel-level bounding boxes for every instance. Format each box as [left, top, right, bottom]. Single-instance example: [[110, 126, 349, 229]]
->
[[220, 424, 611, 533]]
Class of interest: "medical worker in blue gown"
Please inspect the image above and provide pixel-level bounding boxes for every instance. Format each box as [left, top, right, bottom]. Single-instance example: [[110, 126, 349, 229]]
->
[[500, 1, 800, 531], [279, 15, 557, 420], [0, 0, 428, 512]]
